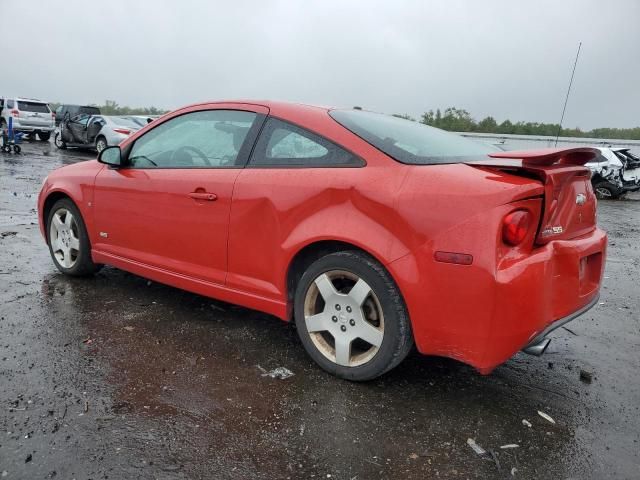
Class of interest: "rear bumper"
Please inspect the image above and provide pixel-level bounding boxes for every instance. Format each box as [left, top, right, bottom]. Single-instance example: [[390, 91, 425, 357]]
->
[[388, 223, 607, 374], [12, 124, 55, 133], [522, 293, 599, 353]]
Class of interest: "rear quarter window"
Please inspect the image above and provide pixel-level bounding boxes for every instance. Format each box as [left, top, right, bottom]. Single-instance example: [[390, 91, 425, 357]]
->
[[249, 118, 363, 167]]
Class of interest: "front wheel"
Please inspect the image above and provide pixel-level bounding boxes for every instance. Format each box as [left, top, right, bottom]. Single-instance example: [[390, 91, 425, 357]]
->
[[95, 136, 107, 153], [47, 198, 101, 276], [294, 251, 413, 381], [54, 132, 66, 149], [38, 131, 51, 141]]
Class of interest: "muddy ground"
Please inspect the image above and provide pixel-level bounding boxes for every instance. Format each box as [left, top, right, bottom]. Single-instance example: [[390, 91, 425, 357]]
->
[[0, 139, 638, 480]]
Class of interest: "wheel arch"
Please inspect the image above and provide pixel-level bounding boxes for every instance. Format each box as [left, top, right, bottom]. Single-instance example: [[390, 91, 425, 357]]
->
[[42, 191, 75, 241], [285, 239, 405, 320]]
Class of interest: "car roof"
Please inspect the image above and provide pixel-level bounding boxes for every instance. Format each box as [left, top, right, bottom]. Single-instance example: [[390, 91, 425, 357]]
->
[[15, 97, 48, 103], [186, 99, 332, 116]]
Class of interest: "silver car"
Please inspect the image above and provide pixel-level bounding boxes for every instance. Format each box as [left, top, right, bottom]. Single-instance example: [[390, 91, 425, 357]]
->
[[55, 114, 141, 152]]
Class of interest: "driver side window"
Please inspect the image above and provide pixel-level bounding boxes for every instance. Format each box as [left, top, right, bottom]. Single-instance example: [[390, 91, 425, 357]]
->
[[127, 110, 257, 169]]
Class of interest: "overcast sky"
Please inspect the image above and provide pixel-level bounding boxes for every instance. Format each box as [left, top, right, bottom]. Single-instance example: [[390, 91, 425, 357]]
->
[[4, 0, 639, 129]]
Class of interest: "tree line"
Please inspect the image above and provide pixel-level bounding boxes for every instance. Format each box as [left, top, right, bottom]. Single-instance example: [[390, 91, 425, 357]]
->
[[47, 100, 639, 140], [393, 107, 640, 140]]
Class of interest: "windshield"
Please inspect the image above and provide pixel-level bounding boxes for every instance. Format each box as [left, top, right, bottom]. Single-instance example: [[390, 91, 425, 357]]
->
[[329, 109, 495, 164], [17, 101, 51, 113]]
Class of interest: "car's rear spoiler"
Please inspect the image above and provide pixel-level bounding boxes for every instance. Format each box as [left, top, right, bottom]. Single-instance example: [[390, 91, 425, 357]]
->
[[482, 147, 599, 167]]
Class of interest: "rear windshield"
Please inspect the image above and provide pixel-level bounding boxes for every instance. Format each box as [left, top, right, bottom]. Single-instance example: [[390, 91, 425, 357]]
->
[[17, 101, 51, 113], [79, 106, 100, 116], [329, 109, 494, 164]]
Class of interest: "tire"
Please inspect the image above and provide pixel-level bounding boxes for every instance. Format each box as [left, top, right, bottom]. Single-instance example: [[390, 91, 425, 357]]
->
[[38, 131, 51, 141], [46, 198, 101, 276], [54, 132, 67, 149], [593, 181, 622, 200], [13, 145, 20, 154], [95, 136, 107, 153], [294, 250, 413, 381]]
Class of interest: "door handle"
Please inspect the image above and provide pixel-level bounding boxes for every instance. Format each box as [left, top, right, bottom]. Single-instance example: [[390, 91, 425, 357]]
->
[[188, 192, 217, 201]]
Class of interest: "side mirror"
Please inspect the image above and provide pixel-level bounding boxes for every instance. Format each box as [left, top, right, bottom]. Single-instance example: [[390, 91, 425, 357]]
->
[[98, 146, 122, 167]]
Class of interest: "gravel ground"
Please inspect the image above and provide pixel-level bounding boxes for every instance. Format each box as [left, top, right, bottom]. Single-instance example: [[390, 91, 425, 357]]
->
[[1, 139, 639, 479]]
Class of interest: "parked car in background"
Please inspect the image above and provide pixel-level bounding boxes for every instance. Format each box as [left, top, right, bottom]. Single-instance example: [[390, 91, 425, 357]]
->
[[126, 115, 160, 127], [0, 97, 55, 140], [586, 147, 640, 199], [37, 101, 606, 381], [54, 104, 101, 126], [55, 114, 141, 152]]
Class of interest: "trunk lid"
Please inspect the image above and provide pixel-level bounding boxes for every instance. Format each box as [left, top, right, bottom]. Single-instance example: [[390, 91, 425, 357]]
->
[[467, 148, 598, 244]]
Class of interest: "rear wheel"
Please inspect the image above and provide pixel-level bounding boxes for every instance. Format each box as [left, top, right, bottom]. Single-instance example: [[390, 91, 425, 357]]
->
[[294, 251, 413, 381], [38, 131, 51, 141], [594, 181, 622, 200], [13, 145, 20, 154], [47, 198, 101, 276]]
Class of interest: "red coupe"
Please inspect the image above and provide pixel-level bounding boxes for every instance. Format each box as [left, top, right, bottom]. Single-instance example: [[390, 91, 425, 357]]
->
[[38, 101, 607, 380]]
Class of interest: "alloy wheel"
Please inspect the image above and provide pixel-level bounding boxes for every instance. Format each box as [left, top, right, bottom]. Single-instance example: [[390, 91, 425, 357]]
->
[[303, 270, 384, 367], [595, 187, 612, 199], [49, 208, 80, 269]]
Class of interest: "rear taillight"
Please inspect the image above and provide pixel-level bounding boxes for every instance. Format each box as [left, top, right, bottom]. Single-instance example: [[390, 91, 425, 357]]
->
[[113, 128, 131, 135], [502, 210, 532, 246], [10, 109, 19, 117]]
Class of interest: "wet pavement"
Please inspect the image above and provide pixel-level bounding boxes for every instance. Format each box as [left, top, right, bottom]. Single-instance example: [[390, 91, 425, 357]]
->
[[1, 139, 639, 479]]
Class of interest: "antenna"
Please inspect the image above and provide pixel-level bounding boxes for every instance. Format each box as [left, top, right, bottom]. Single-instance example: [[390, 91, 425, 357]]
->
[[555, 42, 582, 146]]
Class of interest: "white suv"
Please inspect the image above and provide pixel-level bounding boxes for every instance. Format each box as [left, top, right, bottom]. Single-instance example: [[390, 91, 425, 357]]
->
[[0, 97, 55, 141]]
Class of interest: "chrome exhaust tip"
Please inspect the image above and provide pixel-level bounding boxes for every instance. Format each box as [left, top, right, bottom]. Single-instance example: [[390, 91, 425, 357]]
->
[[522, 338, 551, 356]]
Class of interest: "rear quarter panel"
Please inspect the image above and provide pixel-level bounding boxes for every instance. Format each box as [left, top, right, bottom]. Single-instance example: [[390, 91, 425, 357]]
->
[[226, 161, 412, 303]]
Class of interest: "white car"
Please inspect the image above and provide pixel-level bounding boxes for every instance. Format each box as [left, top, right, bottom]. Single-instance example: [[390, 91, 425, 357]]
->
[[586, 147, 640, 199], [0, 97, 55, 141]]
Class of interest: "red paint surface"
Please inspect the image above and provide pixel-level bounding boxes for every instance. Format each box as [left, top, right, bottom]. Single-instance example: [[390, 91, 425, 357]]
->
[[38, 101, 607, 373]]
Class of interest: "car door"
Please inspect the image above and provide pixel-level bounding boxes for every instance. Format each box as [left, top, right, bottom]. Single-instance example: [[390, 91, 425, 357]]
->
[[66, 114, 90, 143], [227, 117, 366, 298], [92, 106, 267, 285], [86, 116, 105, 144]]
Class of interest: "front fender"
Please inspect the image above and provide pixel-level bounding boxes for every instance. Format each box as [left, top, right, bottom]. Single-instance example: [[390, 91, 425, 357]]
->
[[38, 161, 104, 243]]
